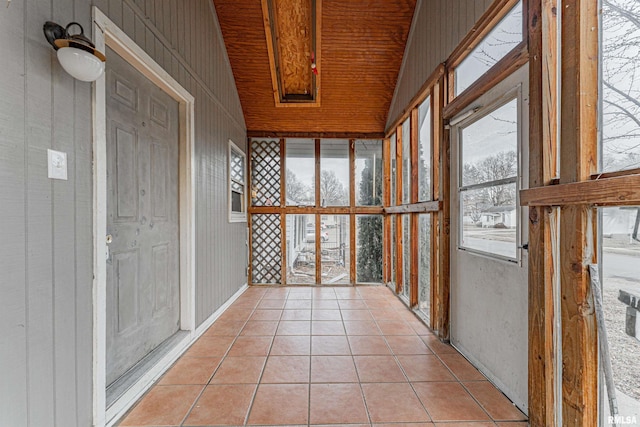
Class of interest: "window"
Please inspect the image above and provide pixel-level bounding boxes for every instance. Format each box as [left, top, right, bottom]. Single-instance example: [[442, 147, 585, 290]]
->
[[418, 97, 432, 201], [320, 139, 349, 206], [229, 140, 247, 222], [356, 215, 383, 283], [401, 117, 411, 204], [455, 0, 523, 96], [355, 139, 383, 206], [459, 98, 519, 259], [286, 139, 315, 206], [600, 1, 640, 172], [390, 132, 397, 206]]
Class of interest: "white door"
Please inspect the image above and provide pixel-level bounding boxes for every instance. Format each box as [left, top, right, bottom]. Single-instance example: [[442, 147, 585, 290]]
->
[[105, 46, 181, 386], [450, 66, 529, 412]]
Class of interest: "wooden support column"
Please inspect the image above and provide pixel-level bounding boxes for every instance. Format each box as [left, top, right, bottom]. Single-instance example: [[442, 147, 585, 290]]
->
[[559, 0, 598, 424], [350, 139, 357, 284], [527, 0, 558, 424], [280, 139, 287, 284], [430, 84, 441, 329], [434, 75, 450, 341], [410, 109, 420, 307], [315, 139, 321, 283], [383, 138, 392, 284], [395, 126, 404, 294]]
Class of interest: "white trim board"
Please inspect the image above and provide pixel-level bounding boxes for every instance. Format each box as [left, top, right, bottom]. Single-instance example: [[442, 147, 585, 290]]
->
[[92, 7, 198, 426]]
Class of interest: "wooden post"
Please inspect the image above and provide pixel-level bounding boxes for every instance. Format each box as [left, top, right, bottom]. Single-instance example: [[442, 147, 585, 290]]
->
[[395, 127, 404, 294], [559, 0, 599, 424], [527, 0, 558, 424], [410, 109, 420, 307], [350, 140, 357, 284], [434, 74, 450, 341], [315, 139, 321, 283], [383, 138, 392, 284]]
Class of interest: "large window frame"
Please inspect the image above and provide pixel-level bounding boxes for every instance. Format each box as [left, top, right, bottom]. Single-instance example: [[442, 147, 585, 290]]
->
[[455, 92, 523, 262], [229, 139, 248, 223], [248, 137, 384, 286]]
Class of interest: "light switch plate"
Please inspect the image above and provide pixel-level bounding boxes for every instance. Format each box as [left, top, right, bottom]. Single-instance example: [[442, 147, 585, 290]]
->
[[47, 149, 68, 180]]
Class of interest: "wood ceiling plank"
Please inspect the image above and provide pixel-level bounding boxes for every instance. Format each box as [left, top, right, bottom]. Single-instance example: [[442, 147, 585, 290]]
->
[[213, 0, 417, 133]]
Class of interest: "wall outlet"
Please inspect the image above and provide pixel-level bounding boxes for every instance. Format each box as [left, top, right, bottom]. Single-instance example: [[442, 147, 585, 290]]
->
[[47, 149, 68, 180]]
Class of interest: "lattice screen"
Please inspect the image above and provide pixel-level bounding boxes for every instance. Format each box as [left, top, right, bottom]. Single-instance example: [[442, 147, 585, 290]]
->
[[251, 140, 281, 206], [251, 214, 282, 284]]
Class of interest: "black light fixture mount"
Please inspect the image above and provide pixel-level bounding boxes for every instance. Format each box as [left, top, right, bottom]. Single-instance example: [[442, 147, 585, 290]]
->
[[43, 21, 106, 82]]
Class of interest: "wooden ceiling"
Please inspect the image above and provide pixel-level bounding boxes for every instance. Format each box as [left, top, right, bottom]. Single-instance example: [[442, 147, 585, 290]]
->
[[213, 0, 417, 135]]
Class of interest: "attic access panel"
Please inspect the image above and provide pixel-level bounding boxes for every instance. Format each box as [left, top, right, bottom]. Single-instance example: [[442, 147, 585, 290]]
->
[[262, 0, 321, 107]]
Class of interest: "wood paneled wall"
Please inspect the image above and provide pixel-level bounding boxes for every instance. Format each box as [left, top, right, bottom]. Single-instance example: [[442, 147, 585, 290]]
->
[[387, 0, 494, 130], [0, 0, 247, 425], [0, 1, 94, 425]]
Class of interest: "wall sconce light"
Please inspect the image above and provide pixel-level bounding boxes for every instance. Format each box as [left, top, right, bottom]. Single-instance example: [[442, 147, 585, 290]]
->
[[43, 21, 105, 82]]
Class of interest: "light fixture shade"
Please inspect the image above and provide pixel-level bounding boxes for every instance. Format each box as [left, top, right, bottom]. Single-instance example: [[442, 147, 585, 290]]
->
[[56, 46, 105, 82]]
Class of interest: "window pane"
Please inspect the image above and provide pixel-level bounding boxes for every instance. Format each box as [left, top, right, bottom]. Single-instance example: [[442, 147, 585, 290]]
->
[[286, 214, 316, 284], [231, 191, 242, 213], [286, 139, 315, 206], [418, 97, 431, 201], [461, 99, 518, 187], [356, 215, 383, 283], [455, 0, 523, 96], [418, 214, 431, 318], [460, 183, 517, 259], [321, 215, 350, 284], [599, 207, 640, 423], [320, 139, 349, 206], [231, 150, 245, 183], [355, 140, 383, 206], [402, 214, 411, 299], [601, 2, 640, 172], [402, 117, 411, 204], [390, 133, 397, 206], [251, 139, 281, 207]]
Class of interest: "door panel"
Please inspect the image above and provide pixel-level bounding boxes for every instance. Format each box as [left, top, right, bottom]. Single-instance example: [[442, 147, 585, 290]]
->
[[106, 47, 180, 386], [450, 66, 529, 413]]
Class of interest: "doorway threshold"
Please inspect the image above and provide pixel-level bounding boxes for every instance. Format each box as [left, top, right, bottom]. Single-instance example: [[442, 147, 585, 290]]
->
[[106, 330, 189, 408]]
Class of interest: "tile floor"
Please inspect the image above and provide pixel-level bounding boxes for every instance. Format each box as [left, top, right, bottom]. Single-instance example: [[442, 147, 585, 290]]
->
[[117, 286, 528, 427]]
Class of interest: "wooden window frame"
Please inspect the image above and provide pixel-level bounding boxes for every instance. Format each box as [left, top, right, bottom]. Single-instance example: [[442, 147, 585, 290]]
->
[[248, 136, 385, 286], [384, 66, 444, 328], [444, 0, 529, 121]]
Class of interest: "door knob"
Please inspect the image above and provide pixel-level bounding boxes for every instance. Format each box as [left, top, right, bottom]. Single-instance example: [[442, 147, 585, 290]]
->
[[106, 234, 113, 244]]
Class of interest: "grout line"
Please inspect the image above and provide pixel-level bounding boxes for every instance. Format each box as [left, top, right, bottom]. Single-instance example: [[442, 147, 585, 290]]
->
[[179, 289, 262, 426]]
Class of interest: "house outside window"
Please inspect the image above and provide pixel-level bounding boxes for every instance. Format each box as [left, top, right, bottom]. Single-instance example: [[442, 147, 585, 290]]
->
[[229, 140, 247, 222]]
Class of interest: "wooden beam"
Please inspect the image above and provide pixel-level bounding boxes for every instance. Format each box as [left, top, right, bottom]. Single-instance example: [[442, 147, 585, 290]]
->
[[383, 138, 392, 284], [527, 0, 559, 424], [280, 138, 286, 207], [395, 126, 404, 294], [281, 212, 287, 285], [444, 42, 529, 121], [410, 109, 420, 307], [430, 83, 441, 329], [434, 76, 450, 341], [520, 174, 640, 207], [247, 131, 385, 139], [385, 64, 446, 137], [350, 140, 356, 284], [384, 201, 441, 214], [559, 0, 599, 424], [249, 206, 385, 215]]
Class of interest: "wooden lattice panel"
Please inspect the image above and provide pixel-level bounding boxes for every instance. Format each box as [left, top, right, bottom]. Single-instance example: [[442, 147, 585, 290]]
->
[[251, 140, 281, 206], [251, 214, 282, 284]]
